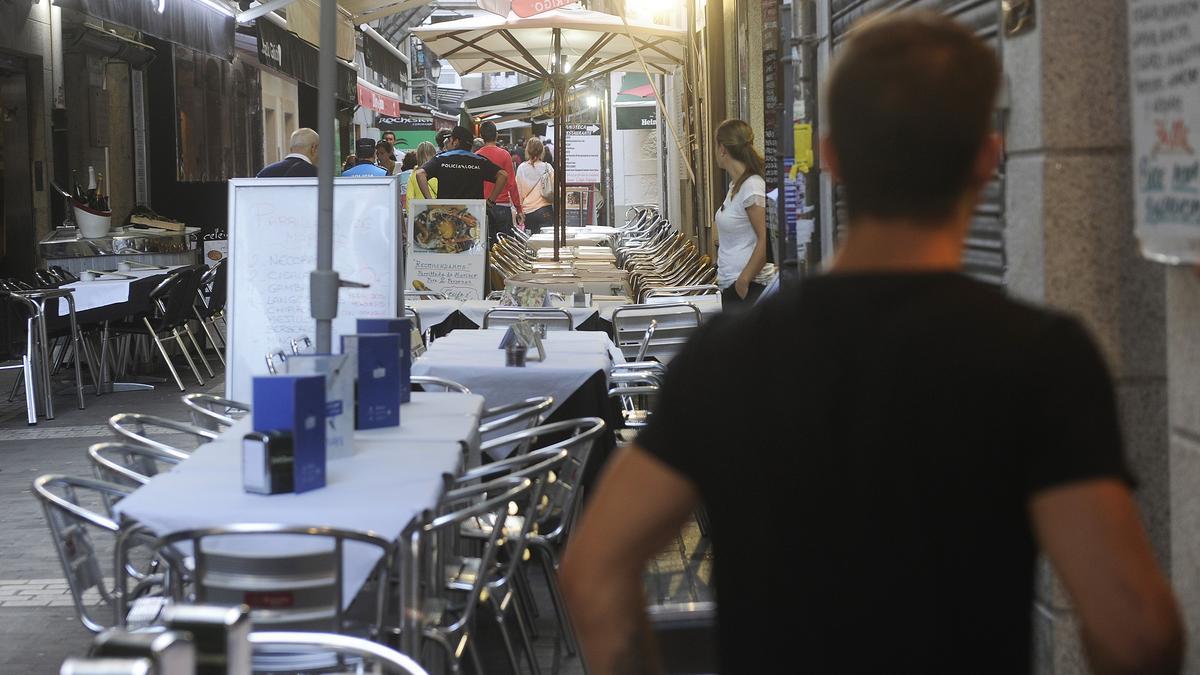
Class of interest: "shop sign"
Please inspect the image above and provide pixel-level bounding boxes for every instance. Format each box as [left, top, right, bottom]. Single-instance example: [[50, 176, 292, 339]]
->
[[358, 82, 405, 117], [1128, 0, 1200, 263], [512, 0, 577, 18], [378, 114, 437, 151], [565, 124, 602, 184], [615, 106, 657, 130]]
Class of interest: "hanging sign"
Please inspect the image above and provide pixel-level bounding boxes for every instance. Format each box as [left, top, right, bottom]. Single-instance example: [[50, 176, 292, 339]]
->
[[512, 0, 578, 18], [616, 106, 658, 130], [406, 199, 489, 300], [378, 114, 436, 151], [566, 124, 602, 183], [358, 82, 405, 117], [1128, 1, 1200, 264]]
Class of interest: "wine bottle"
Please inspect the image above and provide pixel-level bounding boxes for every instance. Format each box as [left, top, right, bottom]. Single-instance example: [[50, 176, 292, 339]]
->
[[86, 166, 97, 207], [95, 173, 109, 212], [72, 170, 86, 203]]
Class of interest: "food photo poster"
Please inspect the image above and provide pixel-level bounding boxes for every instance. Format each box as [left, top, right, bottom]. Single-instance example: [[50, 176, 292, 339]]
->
[[406, 199, 488, 300]]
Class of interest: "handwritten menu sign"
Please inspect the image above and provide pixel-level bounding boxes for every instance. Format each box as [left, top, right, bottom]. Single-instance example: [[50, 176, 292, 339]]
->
[[406, 199, 488, 300], [1129, 0, 1200, 263]]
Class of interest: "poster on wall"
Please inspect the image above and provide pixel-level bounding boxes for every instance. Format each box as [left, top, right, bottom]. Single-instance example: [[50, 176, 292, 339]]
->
[[406, 199, 488, 300], [1128, 1, 1200, 264], [566, 124, 602, 183], [378, 114, 437, 152]]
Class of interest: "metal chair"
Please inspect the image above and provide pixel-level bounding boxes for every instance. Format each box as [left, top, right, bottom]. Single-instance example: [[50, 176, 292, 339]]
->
[[107, 413, 219, 460], [248, 632, 429, 675], [88, 441, 182, 496], [413, 476, 532, 674], [32, 475, 166, 633], [181, 393, 250, 430], [483, 307, 574, 331], [451, 453, 566, 675], [193, 259, 228, 366], [109, 268, 211, 391], [2, 286, 87, 421], [59, 657, 155, 675], [479, 396, 555, 459], [410, 375, 471, 394], [153, 524, 394, 640], [611, 302, 703, 363], [0, 290, 40, 424], [472, 418, 607, 663], [644, 284, 721, 300]]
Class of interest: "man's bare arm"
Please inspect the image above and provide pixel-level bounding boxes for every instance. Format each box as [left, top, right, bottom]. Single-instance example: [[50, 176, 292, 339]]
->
[[488, 169, 509, 203], [1031, 479, 1183, 675], [561, 446, 700, 675]]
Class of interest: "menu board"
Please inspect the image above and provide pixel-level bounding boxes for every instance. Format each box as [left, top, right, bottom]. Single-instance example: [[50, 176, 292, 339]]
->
[[566, 124, 603, 183], [1128, 1, 1200, 263], [225, 177, 402, 403], [406, 199, 489, 300]]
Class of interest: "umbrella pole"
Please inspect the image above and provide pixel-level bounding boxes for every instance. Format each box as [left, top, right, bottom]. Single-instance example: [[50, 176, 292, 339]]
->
[[312, 0, 339, 352], [555, 78, 567, 263]]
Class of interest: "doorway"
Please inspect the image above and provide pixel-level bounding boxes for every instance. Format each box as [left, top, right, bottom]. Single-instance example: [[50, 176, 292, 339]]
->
[[0, 52, 35, 282]]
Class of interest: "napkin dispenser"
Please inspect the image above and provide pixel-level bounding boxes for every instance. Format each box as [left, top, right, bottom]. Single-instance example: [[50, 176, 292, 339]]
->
[[251, 375, 326, 493], [356, 318, 413, 403], [162, 604, 252, 675], [340, 334, 401, 429], [242, 430, 294, 495]]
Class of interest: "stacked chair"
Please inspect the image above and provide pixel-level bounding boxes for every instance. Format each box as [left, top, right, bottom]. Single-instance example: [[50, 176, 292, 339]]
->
[[612, 209, 717, 303]]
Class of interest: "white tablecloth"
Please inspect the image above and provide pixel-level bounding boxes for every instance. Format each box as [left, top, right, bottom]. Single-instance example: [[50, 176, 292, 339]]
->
[[407, 299, 464, 332], [57, 265, 185, 316], [411, 329, 621, 457], [114, 391, 483, 608], [457, 300, 600, 330]]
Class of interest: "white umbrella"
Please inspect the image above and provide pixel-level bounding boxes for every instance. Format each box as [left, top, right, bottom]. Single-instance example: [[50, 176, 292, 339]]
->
[[410, 8, 684, 259]]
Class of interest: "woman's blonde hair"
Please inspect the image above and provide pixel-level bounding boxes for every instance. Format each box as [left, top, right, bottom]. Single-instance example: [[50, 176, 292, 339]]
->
[[525, 137, 545, 162], [716, 119, 765, 194], [415, 141, 437, 166]]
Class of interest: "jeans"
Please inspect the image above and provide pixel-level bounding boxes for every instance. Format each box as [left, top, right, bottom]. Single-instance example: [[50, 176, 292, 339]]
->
[[721, 282, 765, 309], [488, 203, 515, 245], [524, 205, 554, 233]]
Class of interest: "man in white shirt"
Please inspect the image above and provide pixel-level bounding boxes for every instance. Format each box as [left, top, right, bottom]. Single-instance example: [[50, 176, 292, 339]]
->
[[257, 128, 319, 177]]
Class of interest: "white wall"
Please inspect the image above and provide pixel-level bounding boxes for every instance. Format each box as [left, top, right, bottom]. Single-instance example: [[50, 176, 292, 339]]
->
[[260, 70, 299, 164], [610, 72, 663, 220]]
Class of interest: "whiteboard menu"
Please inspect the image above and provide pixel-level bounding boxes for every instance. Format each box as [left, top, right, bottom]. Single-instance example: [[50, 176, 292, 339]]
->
[[1128, 1, 1200, 263], [226, 177, 402, 403]]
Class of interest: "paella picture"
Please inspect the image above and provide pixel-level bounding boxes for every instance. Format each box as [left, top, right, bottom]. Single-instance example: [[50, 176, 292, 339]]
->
[[412, 203, 483, 254]]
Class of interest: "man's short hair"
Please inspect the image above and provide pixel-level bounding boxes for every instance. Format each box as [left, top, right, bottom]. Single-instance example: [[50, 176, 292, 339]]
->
[[449, 126, 474, 150], [827, 11, 1000, 222], [382, 130, 396, 140], [290, 127, 319, 151], [480, 120, 498, 142]]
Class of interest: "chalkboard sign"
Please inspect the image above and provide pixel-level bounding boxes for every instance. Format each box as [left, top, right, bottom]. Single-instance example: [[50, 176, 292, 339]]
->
[[225, 177, 402, 403], [1128, 1, 1200, 263]]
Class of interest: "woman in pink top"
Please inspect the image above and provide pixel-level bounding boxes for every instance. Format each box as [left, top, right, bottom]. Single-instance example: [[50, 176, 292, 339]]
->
[[516, 137, 555, 233]]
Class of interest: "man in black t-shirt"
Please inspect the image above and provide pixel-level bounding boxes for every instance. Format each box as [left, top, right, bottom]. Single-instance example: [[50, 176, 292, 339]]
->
[[415, 125, 510, 203], [560, 11, 1183, 675]]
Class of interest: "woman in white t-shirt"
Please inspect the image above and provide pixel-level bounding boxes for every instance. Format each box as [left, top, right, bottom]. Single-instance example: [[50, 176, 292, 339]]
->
[[714, 119, 768, 306], [516, 137, 556, 233]]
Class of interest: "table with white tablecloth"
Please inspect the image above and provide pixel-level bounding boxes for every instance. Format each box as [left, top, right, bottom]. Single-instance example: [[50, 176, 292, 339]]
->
[[114, 391, 485, 610], [408, 298, 612, 336], [56, 265, 187, 316]]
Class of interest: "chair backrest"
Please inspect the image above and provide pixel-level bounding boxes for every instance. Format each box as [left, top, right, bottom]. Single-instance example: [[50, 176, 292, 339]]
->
[[410, 375, 470, 394], [420, 477, 532, 637], [479, 418, 606, 543], [32, 474, 131, 633], [482, 307, 573, 331], [248, 632, 429, 675], [89, 442, 183, 488], [479, 396, 555, 458], [206, 259, 228, 314], [635, 320, 658, 362], [59, 657, 155, 675], [108, 413, 220, 459], [402, 306, 422, 333], [153, 267, 205, 330], [0, 291, 33, 362], [156, 524, 394, 637], [611, 302, 703, 363], [182, 393, 250, 430], [645, 284, 720, 300]]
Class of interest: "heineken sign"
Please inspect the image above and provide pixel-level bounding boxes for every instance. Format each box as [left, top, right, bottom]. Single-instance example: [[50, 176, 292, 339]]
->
[[616, 105, 658, 130]]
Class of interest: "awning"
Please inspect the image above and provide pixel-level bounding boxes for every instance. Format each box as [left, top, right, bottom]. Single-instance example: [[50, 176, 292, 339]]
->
[[257, 20, 357, 102], [464, 79, 551, 111], [53, 0, 235, 60]]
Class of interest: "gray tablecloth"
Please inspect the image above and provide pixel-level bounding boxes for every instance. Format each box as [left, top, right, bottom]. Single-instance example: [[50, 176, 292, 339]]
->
[[411, 329, 621, 458], [114, 392, 484, 608]]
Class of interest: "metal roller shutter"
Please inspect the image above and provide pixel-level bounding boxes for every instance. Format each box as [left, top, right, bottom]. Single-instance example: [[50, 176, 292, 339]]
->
[[826, 0, 1006, 285]]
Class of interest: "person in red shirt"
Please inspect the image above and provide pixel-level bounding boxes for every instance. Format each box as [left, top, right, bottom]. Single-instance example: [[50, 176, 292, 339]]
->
[[477, 120, 524, 242]]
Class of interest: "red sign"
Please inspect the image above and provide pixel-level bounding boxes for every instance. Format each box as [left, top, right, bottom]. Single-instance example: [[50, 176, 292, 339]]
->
[[358, 82, 403, 117], [512, 0, 575, 18]]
